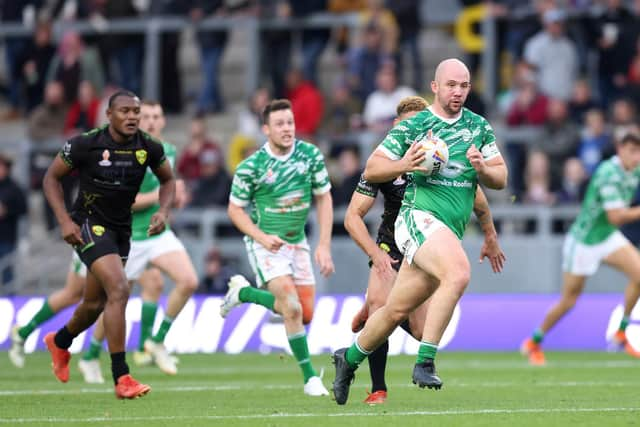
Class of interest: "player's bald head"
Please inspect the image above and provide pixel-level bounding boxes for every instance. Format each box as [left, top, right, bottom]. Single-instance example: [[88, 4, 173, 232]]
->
[[434, 58, 470, 85]]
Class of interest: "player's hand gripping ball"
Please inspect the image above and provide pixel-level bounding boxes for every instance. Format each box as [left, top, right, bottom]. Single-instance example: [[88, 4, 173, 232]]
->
[[417, 134, 449, 176]]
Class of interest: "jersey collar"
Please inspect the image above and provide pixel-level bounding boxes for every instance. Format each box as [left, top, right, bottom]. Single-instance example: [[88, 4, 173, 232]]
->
[[428, 106, 463, 124], [264, 140, 296, 161]]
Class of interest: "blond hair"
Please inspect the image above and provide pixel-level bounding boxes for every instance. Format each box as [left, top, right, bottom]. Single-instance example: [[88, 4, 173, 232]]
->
[[396, 96, 429, 117]]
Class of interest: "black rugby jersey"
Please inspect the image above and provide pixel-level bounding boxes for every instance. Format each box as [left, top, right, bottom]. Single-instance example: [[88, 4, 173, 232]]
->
[[355, 173, 408, 244], [59, 126, 166, 230]]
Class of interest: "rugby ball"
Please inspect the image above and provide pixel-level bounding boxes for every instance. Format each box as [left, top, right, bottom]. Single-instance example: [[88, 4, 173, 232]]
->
[[418, 134, 449, 176]]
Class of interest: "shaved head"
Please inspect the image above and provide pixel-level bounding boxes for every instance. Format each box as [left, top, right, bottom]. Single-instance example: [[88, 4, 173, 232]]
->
[[434, 58, 470, 84], [431, 58, 471, 118]]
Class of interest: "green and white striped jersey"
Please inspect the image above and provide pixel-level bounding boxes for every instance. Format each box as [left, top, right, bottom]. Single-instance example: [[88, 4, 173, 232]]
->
[[230, 140, 331, 244], [378, 106, 501, 238], [569, 156, 640, 244]]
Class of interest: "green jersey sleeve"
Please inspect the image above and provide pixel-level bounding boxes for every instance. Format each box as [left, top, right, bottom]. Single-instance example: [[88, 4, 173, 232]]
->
[[479, 118, 501, 161], [310, 145, 331, 195], [599, 178, 627, 210], [377, 117, 421, 160], [230, 158, 256, 207]]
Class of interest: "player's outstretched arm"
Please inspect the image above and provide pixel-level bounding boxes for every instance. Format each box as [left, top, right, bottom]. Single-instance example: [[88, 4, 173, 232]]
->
[[227, 201, 285, 253], [466, 146, 508, 190], [43, 155, 83, 247], [473, 187, 505, 273], [364, 143, 428, 183], [345, 191, 397, 281], [149, 161, 175, 236], [314, 191, 335, 277]]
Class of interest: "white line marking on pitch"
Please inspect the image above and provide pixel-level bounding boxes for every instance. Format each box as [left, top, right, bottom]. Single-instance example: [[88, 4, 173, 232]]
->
[[0, 380, 637, 396], [0, 407, 638, 423]]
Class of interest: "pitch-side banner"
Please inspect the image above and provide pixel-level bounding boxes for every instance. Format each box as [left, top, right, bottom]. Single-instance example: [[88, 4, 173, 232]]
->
[[0, 294, 636, 354]]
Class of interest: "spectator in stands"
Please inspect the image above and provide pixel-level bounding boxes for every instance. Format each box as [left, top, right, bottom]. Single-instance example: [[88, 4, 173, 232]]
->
[[329, 0, 366, 64], [385, 0, 422, 90], [291, 1, 331, 84], [0, 0, 35, 120], [331, 145, 362, 206], [236, 87, 270, 143], [347, 22, 389, 103], [362, 64, 416, 132], [568, 78, 598, 125], [625, 33, 640, 107], [502, 62, 547, 199], [555, 157, 587, 205], [610, 98, 637, 142], [259, 0, 293, 98], [523, 150, 555, 206], [0, 153, 27, 289], [26, 81, 67, 143], [101, 0, 145, 95], [177, 117, 224, 186], [197, 247, 237, 294], [590, 0, 635, 108], [539, 98, 580, 189], [63, 80, 101, 137], [505, 66, 548, 126], [359, 0, 398, 57], [322, 80, 362, 137], [285, 68, 324, 139], [149, 0, 190, 113], [188, 148, 232, 208], [578, 108, 613, 176], [190, 0, 229, 114], [523, 8, 579, 101], [46, 31, 105, 104], [17, 19, 56, 113]]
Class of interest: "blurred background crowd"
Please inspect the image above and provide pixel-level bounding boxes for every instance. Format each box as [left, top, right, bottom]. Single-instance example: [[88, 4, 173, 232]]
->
[[2, 0, 640, 294]]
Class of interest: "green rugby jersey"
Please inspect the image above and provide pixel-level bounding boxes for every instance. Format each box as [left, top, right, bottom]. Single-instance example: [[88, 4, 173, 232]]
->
[[229, 140, 331, 244], [130, 139, 176, 241], [569, 156, 640, 244], [378, 107, 501, 238]]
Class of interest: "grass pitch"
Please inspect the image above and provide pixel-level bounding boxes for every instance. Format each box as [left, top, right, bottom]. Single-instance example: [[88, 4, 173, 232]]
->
[[1, 351, 639, 426]]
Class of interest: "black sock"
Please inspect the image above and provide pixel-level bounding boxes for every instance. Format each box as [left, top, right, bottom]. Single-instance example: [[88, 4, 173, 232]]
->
[[54, 326, 75, 349], [110, 352, 129, 384], [367, 340, 389, 392]]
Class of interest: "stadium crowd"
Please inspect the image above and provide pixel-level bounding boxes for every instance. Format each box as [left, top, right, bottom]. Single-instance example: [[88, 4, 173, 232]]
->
[[4, 0, 640, 290]]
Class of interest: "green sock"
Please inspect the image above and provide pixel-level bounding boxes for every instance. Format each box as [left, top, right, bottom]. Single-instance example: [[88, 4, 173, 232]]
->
[[18, 301, 55, 340], [619, 316, 630, 332], [139, 301, 158, 351], [345, 340, 370, 369], [82, 338, 103, 360], [288, 331, 317, 383], [532, 328, 544, 344], [152, 315, 174, 343], [416, 341, 438, 363], [239, 287, 275, 311]]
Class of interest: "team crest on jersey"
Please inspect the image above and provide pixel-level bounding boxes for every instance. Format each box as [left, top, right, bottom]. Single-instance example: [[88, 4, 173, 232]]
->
[[294, 161, 307, 174], [135, 149, 147, 165], [265, 169, 276, 184], [98, 150, 112, 166], [91, 225, 105, 236]]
